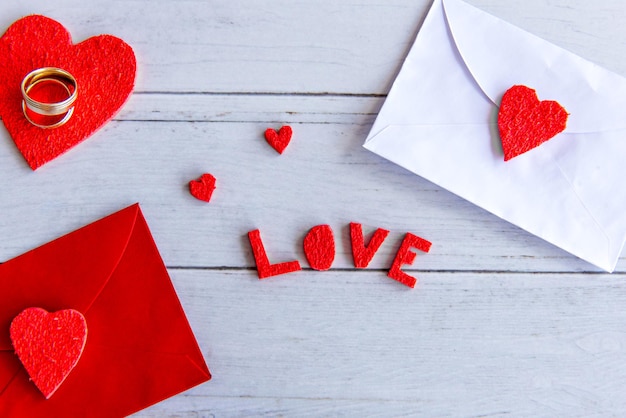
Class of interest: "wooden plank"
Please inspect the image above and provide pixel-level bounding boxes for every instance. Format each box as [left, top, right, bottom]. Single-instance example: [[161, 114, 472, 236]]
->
[[0, 0, 624, 94], [134, 269, 626, 416], [0, 114, 611, 273], [118, 93, 382, 124]]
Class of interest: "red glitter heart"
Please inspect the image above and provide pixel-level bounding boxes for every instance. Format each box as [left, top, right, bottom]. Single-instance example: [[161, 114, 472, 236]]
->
[[497, 85, 568, 161], [0, 15, 136, 169], [10, 308, 87, 399], [264, 126, 293, 154], [189, 173, 216, 202]]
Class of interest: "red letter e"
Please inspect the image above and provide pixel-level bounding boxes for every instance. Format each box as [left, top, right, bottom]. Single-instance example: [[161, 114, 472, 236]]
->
[[388, 233, 432, 288]]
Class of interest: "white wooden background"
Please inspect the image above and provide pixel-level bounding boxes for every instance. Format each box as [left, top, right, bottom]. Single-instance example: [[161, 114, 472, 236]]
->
[[2, 0, 626, 416]]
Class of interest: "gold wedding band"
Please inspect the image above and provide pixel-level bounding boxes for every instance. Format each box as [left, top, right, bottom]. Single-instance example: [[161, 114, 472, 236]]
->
[[21, 67, 78, 129]]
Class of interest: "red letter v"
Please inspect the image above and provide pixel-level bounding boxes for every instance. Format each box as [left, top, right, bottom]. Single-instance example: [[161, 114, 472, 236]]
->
[[349, 222, 390, 269]]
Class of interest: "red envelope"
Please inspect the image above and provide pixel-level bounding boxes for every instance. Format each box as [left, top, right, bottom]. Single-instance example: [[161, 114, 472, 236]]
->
[[0, 204, 211, 417]]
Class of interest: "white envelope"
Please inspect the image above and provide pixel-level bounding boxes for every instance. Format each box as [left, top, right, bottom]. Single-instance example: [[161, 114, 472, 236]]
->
[[364, 0, 626, 272]]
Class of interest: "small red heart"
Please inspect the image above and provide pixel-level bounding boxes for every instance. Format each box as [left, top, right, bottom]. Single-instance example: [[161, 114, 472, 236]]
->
[[264, 126, 293, 154], [497, 85, 568, 161], [0, 15, 136, 169], [189, 173, 216, 202], [10, 308, 88, 399]]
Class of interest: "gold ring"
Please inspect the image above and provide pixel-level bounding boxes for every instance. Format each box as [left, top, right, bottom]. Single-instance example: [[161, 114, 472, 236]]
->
[[21, 67, 78, 129]]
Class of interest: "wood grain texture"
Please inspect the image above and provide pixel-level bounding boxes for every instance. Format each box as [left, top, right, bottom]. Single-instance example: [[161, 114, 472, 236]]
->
[[2, 0, 626, 94], [135, 270, 626, 417], [0, 0, 625, 416]]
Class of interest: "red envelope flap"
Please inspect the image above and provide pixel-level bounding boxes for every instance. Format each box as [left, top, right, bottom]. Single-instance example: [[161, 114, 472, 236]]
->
[[85, 208, 209, 359], [0, 350, 209, 417], [0, 205, 210, 416], [0, 204, 139, 351], [0, 353, 20, 397]]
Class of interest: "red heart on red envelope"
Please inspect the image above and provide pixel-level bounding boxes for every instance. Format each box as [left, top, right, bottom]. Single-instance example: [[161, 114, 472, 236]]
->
[[0, 15, 136, 169], [497, 85, 568, 161], [264, 126, 293, 154], [10, 308, 87, 399]]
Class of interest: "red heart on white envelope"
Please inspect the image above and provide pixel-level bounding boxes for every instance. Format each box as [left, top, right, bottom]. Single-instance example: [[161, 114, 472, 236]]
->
[[10, 308, 87, 399], [0, 15, 136, 170], [498, 85, 568, 161]]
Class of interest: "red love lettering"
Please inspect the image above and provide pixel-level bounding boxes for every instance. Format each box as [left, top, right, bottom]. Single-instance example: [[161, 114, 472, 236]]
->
[[248, 224, 433, 287]]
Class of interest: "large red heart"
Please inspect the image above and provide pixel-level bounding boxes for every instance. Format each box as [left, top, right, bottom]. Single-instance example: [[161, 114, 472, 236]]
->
[[10, 307, 88, 399], [0, 15, 136, 169], [497, 85, 568, 161]]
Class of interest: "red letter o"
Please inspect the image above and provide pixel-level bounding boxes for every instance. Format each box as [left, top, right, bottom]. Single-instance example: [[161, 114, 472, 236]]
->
[[303, 224, 335, 271]]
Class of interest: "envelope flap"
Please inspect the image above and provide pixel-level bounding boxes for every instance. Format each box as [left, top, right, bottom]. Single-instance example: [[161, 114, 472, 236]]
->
[[442, 0, 626, 133], [82, 206, 211, 411], [83, 205, 209, 365], [0, 204, 140, 351], [0, 353, 20, 397]]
